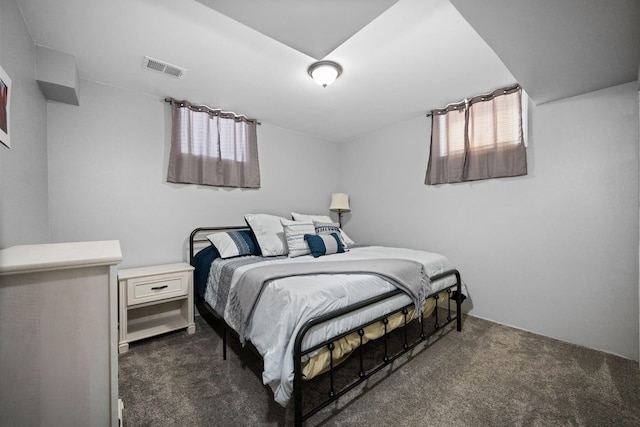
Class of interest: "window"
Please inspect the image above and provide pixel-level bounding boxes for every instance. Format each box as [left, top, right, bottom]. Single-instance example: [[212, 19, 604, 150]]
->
[[425, 84, 527, 185], [167, 99, 260, 188]]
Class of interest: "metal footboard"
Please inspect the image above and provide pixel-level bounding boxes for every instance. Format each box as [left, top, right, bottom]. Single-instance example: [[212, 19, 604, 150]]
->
[[292, 269, 462, 426]]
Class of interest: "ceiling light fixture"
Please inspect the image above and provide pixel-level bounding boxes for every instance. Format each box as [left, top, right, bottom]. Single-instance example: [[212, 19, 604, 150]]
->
[[307, 61, 343, 88]]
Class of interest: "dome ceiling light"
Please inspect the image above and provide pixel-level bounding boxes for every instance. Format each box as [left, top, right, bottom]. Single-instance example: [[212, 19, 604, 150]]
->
[[307, 61, 343, 88]]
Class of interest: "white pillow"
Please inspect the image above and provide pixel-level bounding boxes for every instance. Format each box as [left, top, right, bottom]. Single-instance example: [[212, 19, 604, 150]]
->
[[340, 230, 355, 246], [244, 213, 288, 256], [294, 212, 355, 246], [291, 212, 332, 223], [206, 230, 260, 259], [281, 219, 315, 258]]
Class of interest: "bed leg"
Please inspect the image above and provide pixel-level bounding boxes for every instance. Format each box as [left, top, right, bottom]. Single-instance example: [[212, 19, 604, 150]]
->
[[294, 343, 303, 427], [223, 324, 228, 361], [456, 272, 462, 332]]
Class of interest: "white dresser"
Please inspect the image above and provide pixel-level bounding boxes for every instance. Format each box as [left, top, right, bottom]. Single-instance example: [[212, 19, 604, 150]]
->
[[0, 240, 122, 427]]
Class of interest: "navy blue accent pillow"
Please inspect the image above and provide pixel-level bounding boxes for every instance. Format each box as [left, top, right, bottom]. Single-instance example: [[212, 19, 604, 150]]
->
[[304, 233, 345, 258], [191, 244, 220, 297]]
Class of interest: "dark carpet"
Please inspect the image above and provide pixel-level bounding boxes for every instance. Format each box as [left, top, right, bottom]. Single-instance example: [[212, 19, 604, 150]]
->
[[118, 313, 640, 426]]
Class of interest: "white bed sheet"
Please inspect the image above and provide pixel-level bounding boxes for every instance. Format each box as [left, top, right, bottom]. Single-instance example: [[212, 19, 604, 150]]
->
[[217, 246, 457, 406]]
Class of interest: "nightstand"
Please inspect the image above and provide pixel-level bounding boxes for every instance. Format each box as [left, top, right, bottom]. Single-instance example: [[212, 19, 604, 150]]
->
[[118, 262, 195, 354]]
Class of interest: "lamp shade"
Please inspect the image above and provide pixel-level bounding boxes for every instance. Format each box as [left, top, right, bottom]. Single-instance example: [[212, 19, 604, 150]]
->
[[329, 193, 350, 212], [308, 61, 342, 88]]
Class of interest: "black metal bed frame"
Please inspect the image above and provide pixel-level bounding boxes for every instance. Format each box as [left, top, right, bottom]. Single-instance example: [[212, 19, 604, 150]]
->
[[189, 227, 463, 426]]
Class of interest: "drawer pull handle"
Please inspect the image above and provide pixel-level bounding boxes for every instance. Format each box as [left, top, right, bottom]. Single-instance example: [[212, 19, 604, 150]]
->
[[151, 285, 168, 291]]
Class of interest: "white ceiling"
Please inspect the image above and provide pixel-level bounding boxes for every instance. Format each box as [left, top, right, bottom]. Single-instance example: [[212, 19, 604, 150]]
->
[[450, 0, 640, 105], [15, 0, 640, 142]]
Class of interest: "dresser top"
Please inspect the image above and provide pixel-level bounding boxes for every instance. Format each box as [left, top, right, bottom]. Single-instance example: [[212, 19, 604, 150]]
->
[[0, 240, 122, 275]]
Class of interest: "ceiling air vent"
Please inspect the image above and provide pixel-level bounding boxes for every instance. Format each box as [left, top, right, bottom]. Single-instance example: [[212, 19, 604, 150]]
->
[[142, 56, 187, 78]]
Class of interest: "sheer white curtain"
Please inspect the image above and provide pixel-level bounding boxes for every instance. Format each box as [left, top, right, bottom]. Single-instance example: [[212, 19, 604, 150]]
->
[[167, 99, 260, 188], [425, 84, 527, 185]]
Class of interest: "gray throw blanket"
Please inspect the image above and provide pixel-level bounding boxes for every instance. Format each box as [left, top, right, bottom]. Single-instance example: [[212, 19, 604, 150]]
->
[[228, 258, 429, 345]]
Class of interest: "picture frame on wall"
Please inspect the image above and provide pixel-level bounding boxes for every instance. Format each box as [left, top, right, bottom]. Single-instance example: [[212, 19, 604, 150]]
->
[[0, 64, 11, 148]]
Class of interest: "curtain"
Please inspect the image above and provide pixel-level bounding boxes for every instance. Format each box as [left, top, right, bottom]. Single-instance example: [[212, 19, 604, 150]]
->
[[167, 99, 260, 188], [425, 84, 527, 185]]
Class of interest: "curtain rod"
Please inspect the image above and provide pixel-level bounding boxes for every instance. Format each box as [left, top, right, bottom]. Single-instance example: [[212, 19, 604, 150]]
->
[[426, 83, 521, 118], [164, 97, 261, 125]]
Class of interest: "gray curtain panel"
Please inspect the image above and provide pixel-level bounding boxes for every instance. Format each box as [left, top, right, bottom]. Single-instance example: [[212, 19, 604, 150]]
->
[[167, 99, 260, 188], [425, 84, 526, 185]]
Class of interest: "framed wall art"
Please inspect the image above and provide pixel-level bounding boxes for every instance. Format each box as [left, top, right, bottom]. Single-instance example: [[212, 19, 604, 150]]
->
[[0, 65, 11, 148]]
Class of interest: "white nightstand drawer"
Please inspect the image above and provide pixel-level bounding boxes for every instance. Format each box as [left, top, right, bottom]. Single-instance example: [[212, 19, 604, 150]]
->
[[125, 271, 189, 306], [130, 276, 185, 301]]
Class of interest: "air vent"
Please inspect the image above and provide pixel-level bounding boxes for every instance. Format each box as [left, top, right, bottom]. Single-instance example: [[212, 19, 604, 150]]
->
[[142, 56, 187, 79]]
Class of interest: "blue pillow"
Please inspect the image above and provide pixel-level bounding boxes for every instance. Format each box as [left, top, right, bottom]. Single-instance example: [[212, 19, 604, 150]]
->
[[191, 244, 220, 296], [207, 230, 261, 259], [304, 233, 345, 258]]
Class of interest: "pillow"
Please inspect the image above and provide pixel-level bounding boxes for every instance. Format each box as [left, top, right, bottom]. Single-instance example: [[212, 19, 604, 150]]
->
[[304, 233, 345, 258], [340, 229, 355, 246], [191, 244, 220, 296], [314, 220, 341, 234], [314, 221, 349, 249], [293, 213, 355, 246], [207, 230, 260, 259], [244, 213, 288, 256], [291, 212, 333, 223], [281, 219, 315, 257]]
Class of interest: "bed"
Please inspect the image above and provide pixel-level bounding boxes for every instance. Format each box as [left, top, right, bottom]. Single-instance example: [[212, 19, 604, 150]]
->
[[189, 214, 465, 426]]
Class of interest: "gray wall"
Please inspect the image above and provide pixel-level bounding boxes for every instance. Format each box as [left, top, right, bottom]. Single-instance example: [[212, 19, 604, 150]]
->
[[340, 82, 640, 360], [0, 0, 49, 248], [46, 80, 341, 268]]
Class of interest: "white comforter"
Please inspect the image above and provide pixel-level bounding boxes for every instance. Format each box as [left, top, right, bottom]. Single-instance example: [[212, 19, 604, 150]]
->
[[214, 246, 457, 406]]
